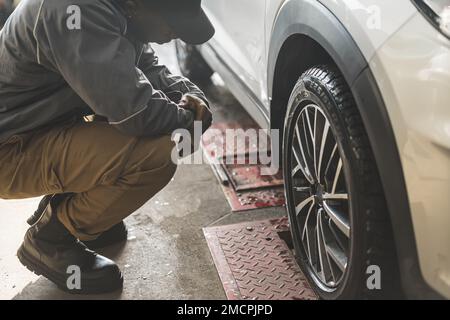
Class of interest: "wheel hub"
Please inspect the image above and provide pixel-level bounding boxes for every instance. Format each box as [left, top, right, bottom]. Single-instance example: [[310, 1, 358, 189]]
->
[[314, 184, 324, 206]]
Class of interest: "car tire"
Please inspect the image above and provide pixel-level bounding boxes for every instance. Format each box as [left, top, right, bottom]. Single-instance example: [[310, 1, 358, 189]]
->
[[283, 65, 401, 299], [175, 40, 213, 84]]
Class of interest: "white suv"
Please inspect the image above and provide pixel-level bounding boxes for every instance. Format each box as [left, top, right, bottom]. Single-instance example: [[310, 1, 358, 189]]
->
[[176, 0, 450, 299]]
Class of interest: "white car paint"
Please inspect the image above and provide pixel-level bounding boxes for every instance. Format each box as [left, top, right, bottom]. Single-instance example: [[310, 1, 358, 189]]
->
[[370, 12, 450, 297], [203, 0, 269, 109], [317, 0, 417, 61]]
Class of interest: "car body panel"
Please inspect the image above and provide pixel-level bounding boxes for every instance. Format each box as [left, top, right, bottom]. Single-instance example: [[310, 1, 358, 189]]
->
[[198, 41, 270, 129], [370, 13, 450, 298], [317, 0, 417, 61], [201, 2, 270, 128], [202, 0, 269, 110]]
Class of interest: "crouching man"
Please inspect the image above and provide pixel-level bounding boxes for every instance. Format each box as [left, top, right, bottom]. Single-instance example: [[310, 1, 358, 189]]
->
[[0, 0, 214, 293]]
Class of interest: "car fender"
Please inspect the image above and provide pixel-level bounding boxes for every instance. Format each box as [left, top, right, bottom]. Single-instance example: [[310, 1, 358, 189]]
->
[[267, 0, 367, 97]]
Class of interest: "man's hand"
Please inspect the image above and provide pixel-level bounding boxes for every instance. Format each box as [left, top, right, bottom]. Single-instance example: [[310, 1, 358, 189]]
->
[[176, 94, 212, 158], [179, 94, 212, 134]]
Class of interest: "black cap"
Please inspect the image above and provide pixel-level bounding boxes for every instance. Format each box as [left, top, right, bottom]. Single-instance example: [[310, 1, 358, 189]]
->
[[151, 0, 215, 45]]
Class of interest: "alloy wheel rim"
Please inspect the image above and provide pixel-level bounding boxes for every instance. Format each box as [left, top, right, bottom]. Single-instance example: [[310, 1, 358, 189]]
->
[[289, 103, 351, 289]]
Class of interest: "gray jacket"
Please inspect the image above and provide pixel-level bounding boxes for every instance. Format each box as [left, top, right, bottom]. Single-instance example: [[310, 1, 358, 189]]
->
[[0, 0, 206, 143]]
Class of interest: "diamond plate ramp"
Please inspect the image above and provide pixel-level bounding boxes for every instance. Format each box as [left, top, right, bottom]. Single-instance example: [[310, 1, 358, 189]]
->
[[204, 218, 318, 300]]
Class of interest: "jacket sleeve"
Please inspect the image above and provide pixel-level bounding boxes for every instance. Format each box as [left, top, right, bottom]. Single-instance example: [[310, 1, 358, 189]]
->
[[138, 44, 210, 106], [34, 1, 194, 137]]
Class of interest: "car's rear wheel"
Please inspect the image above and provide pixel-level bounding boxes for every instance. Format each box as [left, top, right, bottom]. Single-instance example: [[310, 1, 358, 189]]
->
[[175, 40, 213, 83], [283, 66, 400, 299]]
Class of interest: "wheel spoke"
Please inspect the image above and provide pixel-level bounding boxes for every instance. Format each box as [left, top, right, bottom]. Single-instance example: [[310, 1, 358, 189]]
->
[[319, 211, 337, 283], [323, 193, 348, 200], [291, 148, 303, 176], [292, 123, 314, 184], [313, 108, 318, 179], [295, 196, 314, 216], [302, 201, 315, 239], [305, 107, 315, 152], [325, 241, 348, 272], [316, 211, 333, 282], [315, 214, 325, 282], [305, 107, 317, 179], [309, 218, 318, 268], [324, 143, 337, 179], [331, 158, 343, 194], [302, 202, 315, 264], [301, 113, 312, 158], [328, 219, 348, 254], [317, 121, 330, 183], [323, 201, 350, 237], [294, 186, 312, 193], [292, 163, 302, 177]]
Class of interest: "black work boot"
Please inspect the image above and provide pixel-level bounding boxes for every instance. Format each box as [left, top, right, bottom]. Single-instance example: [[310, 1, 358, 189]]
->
[[17, 195, 123, 294], [27, 194, 128, 249], [27, 194, 53, 225]]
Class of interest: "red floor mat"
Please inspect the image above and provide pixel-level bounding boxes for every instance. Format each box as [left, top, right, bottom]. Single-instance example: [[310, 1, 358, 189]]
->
[[203, 218, 318, 300]]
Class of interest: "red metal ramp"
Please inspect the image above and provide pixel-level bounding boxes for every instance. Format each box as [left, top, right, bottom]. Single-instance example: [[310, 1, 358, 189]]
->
[[202, 122, 285, 212], [203, 218, 318, 300]]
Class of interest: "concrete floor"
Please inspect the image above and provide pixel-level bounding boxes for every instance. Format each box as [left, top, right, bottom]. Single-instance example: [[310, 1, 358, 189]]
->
[[0, 43, 286, 300]]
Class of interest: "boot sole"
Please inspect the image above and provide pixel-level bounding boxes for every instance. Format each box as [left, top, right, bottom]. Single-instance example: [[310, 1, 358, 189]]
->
[[17, 244, 123, 294]]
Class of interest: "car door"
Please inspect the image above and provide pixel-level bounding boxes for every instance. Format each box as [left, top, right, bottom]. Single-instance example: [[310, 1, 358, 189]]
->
[[203, 0, 269, 110]]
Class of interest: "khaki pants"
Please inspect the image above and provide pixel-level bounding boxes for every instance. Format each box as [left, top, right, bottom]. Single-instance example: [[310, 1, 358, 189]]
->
[[0, 119, 177, 240]]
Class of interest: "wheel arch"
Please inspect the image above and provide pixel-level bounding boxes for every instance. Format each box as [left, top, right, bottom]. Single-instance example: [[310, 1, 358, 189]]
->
[[268, 0, 441, 299]]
